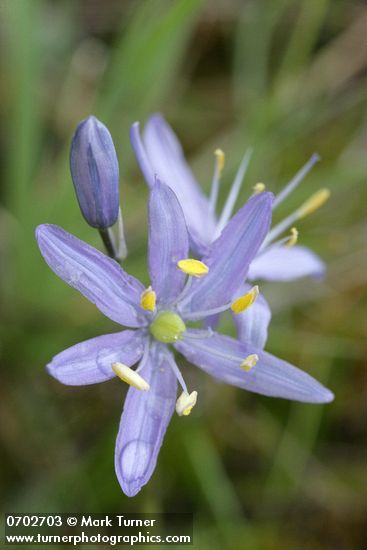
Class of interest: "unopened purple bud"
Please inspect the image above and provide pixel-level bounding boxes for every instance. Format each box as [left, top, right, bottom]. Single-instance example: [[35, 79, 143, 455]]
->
[[70, 116, 120, 229]]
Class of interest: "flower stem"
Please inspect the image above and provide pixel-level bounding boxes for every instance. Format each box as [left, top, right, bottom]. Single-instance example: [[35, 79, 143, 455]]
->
[[99, 227, 117, 259]]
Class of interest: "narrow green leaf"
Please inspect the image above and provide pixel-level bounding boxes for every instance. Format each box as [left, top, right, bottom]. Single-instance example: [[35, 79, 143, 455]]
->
[[3, 0, 43, 220], [97, 0, 205, 123]]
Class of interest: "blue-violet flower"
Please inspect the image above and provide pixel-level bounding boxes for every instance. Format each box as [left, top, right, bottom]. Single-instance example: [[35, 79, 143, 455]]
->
[[130, 113, 329, 282], [36, 182, 333, 498], [130, 114, 330, 346]]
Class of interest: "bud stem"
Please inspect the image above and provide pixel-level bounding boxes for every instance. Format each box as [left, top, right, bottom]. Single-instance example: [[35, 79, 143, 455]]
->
[[99, 227, 117, 259], [99, 208, 128, 262]]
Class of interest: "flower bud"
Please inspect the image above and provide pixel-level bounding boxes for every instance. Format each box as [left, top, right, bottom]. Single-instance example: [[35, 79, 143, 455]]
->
[[70, 116, 120, 229]]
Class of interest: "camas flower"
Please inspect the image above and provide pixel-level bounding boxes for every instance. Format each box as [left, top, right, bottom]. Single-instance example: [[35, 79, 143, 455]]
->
[[130, 114, 330, 347], [36, 182, 333, 498], [130, 113, 329, 282]]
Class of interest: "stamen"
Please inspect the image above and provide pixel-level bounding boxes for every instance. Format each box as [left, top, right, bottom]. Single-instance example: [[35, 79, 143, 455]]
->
[[135, 338, 150, 374], [112, 362, 150, 391], [297, 188, 330, 218], [163, 349, 189, 394], [171, 276, 193, 307], [286, 227, 298, 247], [215, 148, 253, 237], [140, 286, 156, 311], [183, 334, 250, 365], [182, 327, 213, 339], [240, 354, 259, 371], [209, 149, 225, 213], [180, 301, 232, 321], [176, 390, 198, 416], [262, 187, 330, 247], [215, 148, 225, 174], [177, 259, 209, 278], [272, 153, 320, 210], [258, 227, 299, 256], [253, 182, 266, 194], [258, 230, 297, 255], [231, 286, 259, 314]]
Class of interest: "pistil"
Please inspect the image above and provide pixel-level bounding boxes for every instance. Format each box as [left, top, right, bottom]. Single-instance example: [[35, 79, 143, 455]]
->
[[150, 311, 186, 343]]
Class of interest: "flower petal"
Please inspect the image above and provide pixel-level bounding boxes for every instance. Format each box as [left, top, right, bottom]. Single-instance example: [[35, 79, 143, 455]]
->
[[175, 331, 333, 403], [115, 343, 177, 497], [148, 182, 189, 304], [47, 330, 145, 386], [181, 193, 273, 314], [203, 313, 221, 331], [36, 224, 146, 327], [188, 226, 211, 257], [130, 122, 155, 187], [248, 245, 326, 282], [233, 287, 271, 349], [130, 115, 215, 249], [144, 114, 217, 243]]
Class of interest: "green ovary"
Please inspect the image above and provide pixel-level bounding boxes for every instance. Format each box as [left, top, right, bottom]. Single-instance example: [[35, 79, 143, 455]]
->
[[150, 311, 186, 343]]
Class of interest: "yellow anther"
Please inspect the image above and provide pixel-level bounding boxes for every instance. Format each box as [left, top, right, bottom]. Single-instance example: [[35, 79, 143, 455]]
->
[[240, 354, 259, 372], [140, 286, 156, 311], [231, 285, 259, 314], [286, 227, 298, 247], [112, 362, 150, 391], [215, 149, 225, 175], [297, 188, 330, 219], [176, 390, 198, 416], [253, 182, 266, 194], [177, 259, 209, 278]]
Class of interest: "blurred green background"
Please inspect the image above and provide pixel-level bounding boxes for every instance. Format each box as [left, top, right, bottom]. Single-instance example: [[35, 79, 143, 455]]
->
[[1, 0, 366, 548]]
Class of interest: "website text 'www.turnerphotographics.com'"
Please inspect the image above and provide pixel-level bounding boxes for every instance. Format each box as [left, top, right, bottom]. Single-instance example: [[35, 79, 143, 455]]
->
[[4, 513, 193, 546]]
